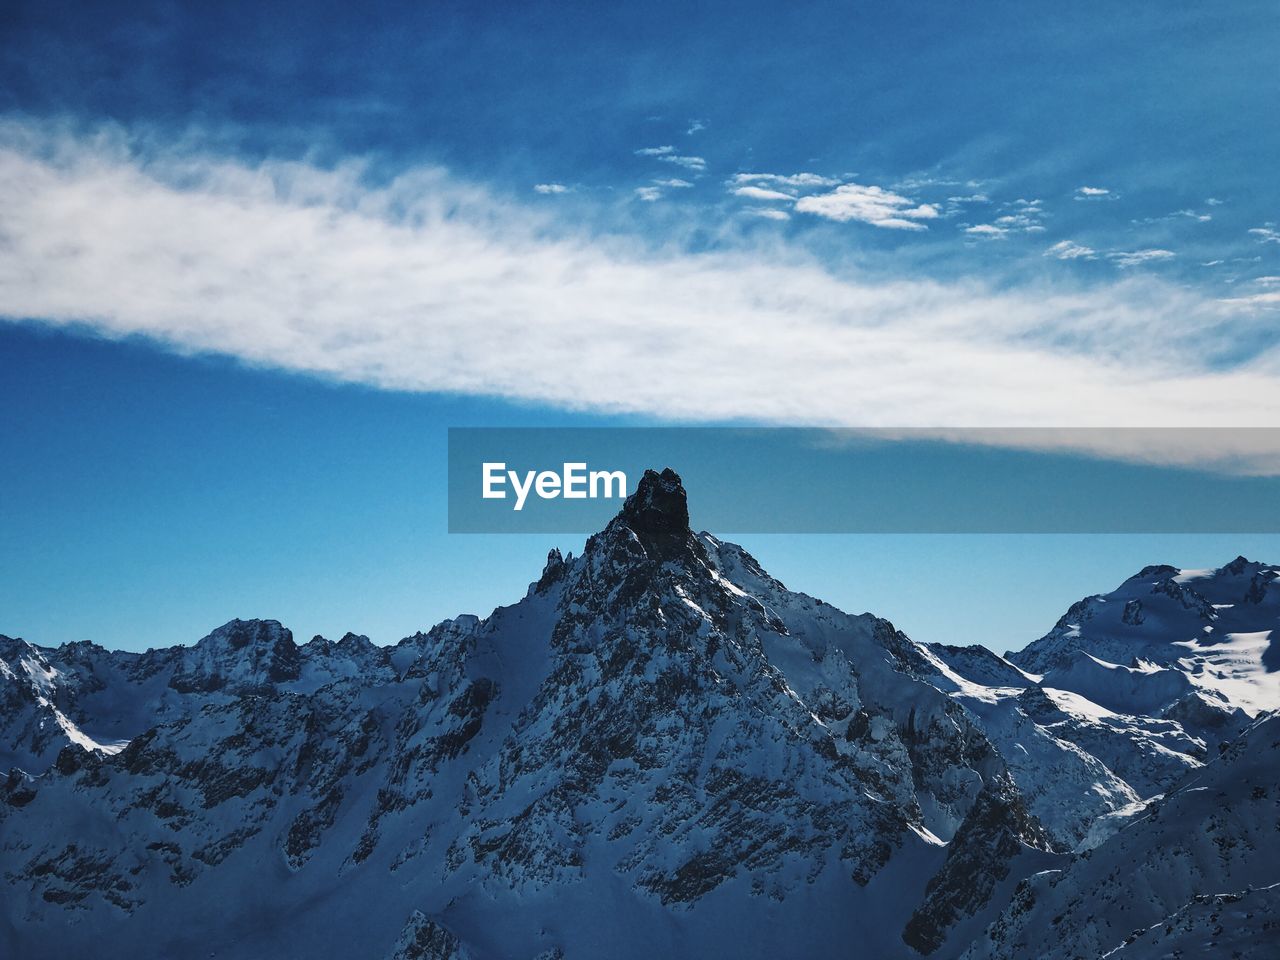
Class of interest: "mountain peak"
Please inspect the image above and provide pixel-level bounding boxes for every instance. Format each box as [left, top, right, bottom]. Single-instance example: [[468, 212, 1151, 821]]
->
[[1222, 554, 1257, 576], [169, 618, 301, 692], [199, 618, 293, 651], [616, 467, 691, 562]]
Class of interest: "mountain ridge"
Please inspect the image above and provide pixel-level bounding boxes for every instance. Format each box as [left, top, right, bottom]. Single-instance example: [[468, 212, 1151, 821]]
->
[[2, 469, 1277, 959]]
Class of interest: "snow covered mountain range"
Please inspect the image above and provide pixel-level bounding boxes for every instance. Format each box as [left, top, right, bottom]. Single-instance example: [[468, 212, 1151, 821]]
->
[[2, 469, 1277, 958]]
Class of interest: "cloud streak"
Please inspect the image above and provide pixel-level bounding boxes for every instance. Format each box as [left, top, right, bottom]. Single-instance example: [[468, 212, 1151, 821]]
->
[[1, 121, 1279, 452], [794, 183, 940, 230], [733, 185, 793, 201], [1045, 240, 1096, 260], [636, 145, 705, 172], [1109, 248, 1175, 268]]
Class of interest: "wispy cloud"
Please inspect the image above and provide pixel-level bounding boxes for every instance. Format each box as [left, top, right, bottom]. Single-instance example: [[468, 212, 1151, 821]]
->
[[1075, 186, 1112, 199], [1250, 225, 1280, 244], [794, 183, 940, 230], [744, 208, 790, 221], [633, 186, 663, 202], [1219, 275, 1280, 307], [731, 172, 839, 188], [686, 119, 706, 135], [1045, 240, 1097, 260], [2, 121, 1278, 448], [533, 182, 569, 195], [653, 178, 693, 188], [994, 215, 1045, 233], [660, 154, 705, 171], [1219, 292, 1280, 307], [1109, 248, 1175, 267], [960, 196, 1045, 239], [732, 185, 793, 201], [1132, 209, 1212, 224], [636, 145, 705, 171]]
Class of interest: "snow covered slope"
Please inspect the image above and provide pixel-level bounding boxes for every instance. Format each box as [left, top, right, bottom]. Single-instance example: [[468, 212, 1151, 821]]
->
[[962, 713, 1280, 960], [0, 470, 1048, 960], [2, 472, 1276, 959], [1009, 557, 1280, 713]]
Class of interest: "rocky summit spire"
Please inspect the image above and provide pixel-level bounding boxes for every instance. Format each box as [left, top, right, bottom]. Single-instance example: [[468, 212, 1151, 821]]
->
[[617, 467, 694, 563]]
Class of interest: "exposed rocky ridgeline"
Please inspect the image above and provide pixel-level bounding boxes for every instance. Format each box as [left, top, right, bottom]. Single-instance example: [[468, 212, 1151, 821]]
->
[[1, 470, 1277, 959]]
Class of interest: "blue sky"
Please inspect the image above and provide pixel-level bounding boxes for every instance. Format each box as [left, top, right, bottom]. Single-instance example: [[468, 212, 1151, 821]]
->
[[1, 2, 1278, 652]]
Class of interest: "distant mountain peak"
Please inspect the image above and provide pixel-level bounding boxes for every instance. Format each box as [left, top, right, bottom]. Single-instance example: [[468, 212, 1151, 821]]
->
[[1223, 554, 1256, 576], [1132, 563, 1180, 580], [198, 618, 294, 651]]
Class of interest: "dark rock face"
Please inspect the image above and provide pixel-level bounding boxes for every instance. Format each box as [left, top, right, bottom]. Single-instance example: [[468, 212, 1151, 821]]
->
[[902, 772, 1053, 955], [615, 467, 700, 564], [534, 548, 567, 592], [387, 912, 472, 960]]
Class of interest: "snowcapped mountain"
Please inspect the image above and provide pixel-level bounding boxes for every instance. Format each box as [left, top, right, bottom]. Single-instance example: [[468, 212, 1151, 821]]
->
[[963, 712, 1280, 960], [1, 470, 1276, 959], [1009, 557, 1280, 714]]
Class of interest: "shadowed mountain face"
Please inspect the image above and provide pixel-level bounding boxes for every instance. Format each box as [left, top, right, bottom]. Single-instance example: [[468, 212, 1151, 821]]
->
[[2, 470, 1277, 959]]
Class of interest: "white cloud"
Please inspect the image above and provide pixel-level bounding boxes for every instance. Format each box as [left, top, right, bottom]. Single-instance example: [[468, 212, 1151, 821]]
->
[[2, 121, 1279, 452], [732, 185, 793, 201], [633, 186, 663, 202], [1221, 276, 1280, 306], [995, 216, 1045, 233], [1250, 225, 1280, 244], [1045, 240, 1097, 260], [533, 183, 569, 195], [653, 178, 693, 188], [1075, 186, 1111, 198], [960, 199, 1046, 239], [794, 183, 940, 230], [636, 145, 705, 171], [744, 208, 790, 221], [1109, 249, 1175, 267], [686, 119, 706, 135], [658, 154, 705, 171], [1132, 209, 1212, 225], [1219, 291, 1280, 307], [731, 172, 839, 188]]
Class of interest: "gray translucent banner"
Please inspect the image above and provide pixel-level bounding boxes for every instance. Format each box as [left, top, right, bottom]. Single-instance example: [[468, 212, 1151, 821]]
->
[[448, 428, 1280, 533]]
